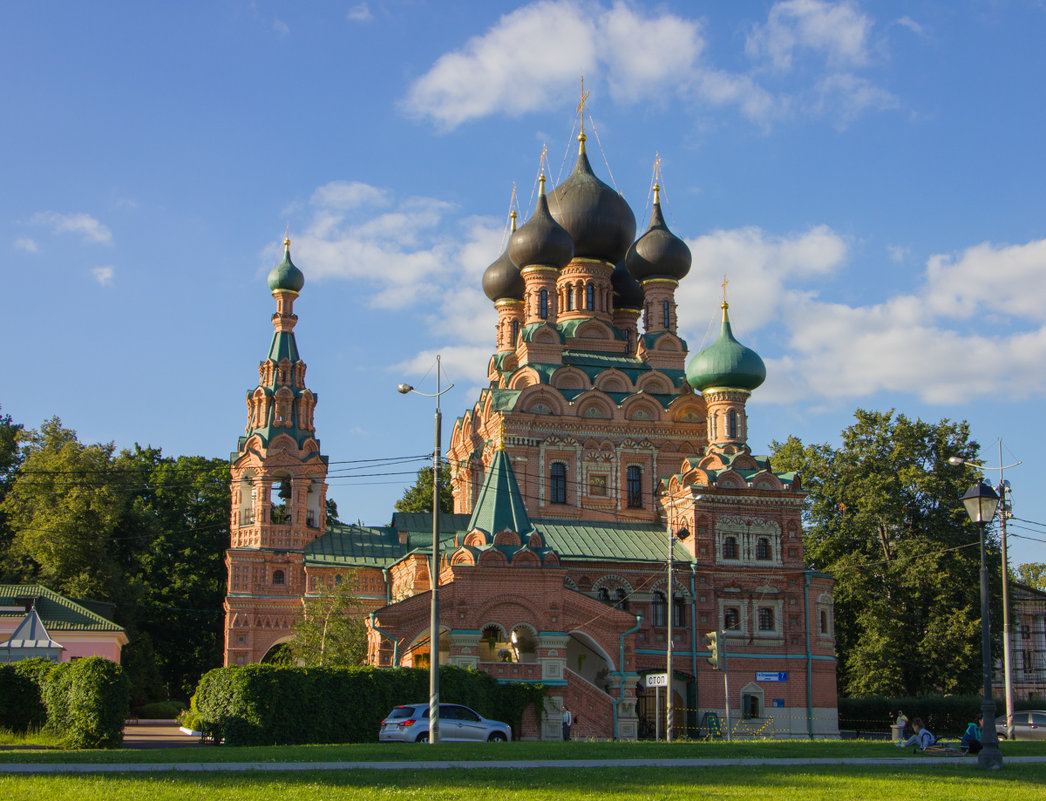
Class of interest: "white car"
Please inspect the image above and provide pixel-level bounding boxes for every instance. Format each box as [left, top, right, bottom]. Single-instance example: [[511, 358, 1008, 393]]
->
[[379, 703, 512, 743]]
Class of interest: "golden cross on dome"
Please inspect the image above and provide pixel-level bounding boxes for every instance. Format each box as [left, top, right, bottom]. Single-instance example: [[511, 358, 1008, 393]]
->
[[283, 223, 290, 249], [577, 76, 590, 133], [652, 152, 663, 204], [721, 273, 729, 309]]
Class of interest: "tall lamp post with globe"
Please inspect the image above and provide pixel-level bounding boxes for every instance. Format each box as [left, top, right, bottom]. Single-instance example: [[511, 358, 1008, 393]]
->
[[961, 480, 1003, 770]]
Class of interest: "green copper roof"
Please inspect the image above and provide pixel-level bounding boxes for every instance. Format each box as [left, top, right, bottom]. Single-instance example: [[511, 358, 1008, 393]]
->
[[303, 524, 405, 568], [466, 449, 534, 537], [559, 318, 627, 341], [267, 330, 300, 363], [0, 585, 125, 633], [267, 242, 305, 292], [686, 307, 765, 392], [536, 520, 696, 563]]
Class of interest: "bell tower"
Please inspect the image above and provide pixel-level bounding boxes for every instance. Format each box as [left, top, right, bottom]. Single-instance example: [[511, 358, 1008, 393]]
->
[[223, 238, 329, 666]]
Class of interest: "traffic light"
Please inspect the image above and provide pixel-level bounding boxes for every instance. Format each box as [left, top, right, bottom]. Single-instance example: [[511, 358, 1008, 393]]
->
[[704, 631, 719, 670]]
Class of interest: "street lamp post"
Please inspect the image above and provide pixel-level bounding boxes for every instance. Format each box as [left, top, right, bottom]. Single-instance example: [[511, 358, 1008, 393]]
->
[[949, 445, 1021, 741], [398, 355, 454, 744], [961, 480, 1003, 770]]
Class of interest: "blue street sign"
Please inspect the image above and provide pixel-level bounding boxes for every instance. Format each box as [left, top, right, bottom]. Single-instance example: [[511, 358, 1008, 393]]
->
[[756, 671, 788, 682]]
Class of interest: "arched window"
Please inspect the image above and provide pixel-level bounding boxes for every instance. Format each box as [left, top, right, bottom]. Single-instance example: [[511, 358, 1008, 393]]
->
[[585, 283, 595, 310], [662, 300, 670, 327], [626, 465, 643, 508], [758, 607, 775, 632], [724, 607, 740, 630], [566, 288, 574, 311], [652, 591, 667, 627], [723, 536, 738, 560], [614, 588, 628, 611], [709, 413, 716, 441], [727, 409, 738, 439], [672, 593, 686, 627], [511, 320, 519, 343], [756, 537, 771, 560], [550, 462, 567, 504], [273, 570, 285, 586], [539, 289, 549, 319], [597, 587, 611, 603], [819, 610, 828, 634]]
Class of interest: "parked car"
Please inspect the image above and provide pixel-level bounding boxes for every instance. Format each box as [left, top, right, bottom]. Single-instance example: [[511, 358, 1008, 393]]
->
[[379, 703, 512, 743], [995, 710, 1046, 740]]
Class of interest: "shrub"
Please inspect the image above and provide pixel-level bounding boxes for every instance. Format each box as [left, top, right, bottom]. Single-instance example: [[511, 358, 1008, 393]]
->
[[194, 664, 547, 746], [138, 700, 184, 719], [0, 664, 46, 732], [839, 693, 990, 738]]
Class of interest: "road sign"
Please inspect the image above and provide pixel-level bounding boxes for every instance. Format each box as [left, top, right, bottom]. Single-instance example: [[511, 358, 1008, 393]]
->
[[645, 672, 668, 688], [756, 671, 788, 682]]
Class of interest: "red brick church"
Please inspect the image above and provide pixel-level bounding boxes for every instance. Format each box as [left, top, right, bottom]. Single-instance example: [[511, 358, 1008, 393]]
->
[[223, 126, 838, 740]]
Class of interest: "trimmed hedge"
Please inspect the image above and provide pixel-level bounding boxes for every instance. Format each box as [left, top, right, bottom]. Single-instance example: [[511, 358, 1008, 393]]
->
[[0, 663, 46, 732], [839, 694, 994, 737], [194, 664, 546, 746], [1, 657, 129, 748]]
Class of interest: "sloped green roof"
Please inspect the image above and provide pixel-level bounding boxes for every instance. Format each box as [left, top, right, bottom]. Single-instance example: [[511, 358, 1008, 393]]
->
[[303, 524, 407, 568], [559, 318, 627, 341], [534, 520, 695, 564], [267, 330, 300, 363], [0, 585, 124, 633], [466, 449, 533, 537]]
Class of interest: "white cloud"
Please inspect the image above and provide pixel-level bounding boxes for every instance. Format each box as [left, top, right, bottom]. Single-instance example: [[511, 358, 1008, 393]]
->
[[311, 180, 391, 211], [812, 72, 897, 125], [30, 211, 112, 244], [887, 244, 908, 263], [14, 238, 38, 253], [746, 0, 873, 71], [273, 18, 289, 35], [894, 16, 926, 37], [92, 266, 114, 286], [393, 345, 495, 391], [403, 0, 702, 129], [347, 3, 372, 22]]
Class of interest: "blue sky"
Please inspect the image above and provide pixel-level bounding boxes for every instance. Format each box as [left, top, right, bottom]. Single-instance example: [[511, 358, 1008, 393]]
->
[[3, 0, 1044, 566]]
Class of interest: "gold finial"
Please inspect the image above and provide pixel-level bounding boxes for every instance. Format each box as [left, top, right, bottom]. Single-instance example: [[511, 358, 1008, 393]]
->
[[577, 76, 589, 153], [538, 173, 546, 195], [721, 273, 730, 317], [283, 223, 291, 251], [652, 153, 663, 204], [510, 209, 518, 232], [496, 415, 506, 451], [653, 182, 661, 205]]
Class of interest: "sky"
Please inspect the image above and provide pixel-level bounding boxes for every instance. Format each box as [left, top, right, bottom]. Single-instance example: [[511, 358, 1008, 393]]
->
[[3, 0, 1045, 566]]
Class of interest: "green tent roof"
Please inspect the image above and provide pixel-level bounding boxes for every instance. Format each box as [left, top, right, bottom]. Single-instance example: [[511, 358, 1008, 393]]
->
[[0, 585, 124, 633], [466, 449, 533, 538]]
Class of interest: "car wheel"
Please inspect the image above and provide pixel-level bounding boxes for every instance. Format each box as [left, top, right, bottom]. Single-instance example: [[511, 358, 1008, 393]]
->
[[488, 732, 507, 743], [997, 732, 1007, 741], [415, 732, 429, 743]]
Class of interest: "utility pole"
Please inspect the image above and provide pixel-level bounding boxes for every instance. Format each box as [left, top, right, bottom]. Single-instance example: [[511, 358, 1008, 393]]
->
[[666, 525, 674, 742]]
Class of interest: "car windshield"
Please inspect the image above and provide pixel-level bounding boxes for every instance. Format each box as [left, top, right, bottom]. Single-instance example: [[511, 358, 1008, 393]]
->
[[387, 707, 419, 720]]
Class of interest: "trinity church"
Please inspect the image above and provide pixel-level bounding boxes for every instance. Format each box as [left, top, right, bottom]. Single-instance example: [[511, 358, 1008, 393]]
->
[[222, 124, 839, 740]]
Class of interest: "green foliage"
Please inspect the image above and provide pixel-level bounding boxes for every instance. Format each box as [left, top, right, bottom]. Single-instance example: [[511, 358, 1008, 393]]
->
[[0, 406, 24, 582], [290, 575, 366, 668], [137, 700, 185, 719], [1013, 562, 1046, 592], [838, 693, 989, 738], [194, 664, 546, 746], [395, 464, 453, 514], [771, 409, 998, 697], [0, 663, 45, 732]]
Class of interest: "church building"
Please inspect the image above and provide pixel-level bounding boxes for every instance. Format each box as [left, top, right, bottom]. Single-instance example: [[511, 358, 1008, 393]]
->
[[223, 124, 838, 740]]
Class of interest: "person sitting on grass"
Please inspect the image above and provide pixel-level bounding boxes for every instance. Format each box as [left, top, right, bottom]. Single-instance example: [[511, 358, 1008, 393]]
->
[[897, 718, 935, 750], [961, 714, 983, 755]]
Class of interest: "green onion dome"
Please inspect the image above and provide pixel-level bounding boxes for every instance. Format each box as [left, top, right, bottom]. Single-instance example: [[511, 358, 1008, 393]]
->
[[686, 304, 766, 392], [508, 176, 574, 270], [626, 186, 691, 283], [267, 238, 305, 293], [483, 212, 524, 301], [549, 135, 636, 265], [611, 259, 644, 310]]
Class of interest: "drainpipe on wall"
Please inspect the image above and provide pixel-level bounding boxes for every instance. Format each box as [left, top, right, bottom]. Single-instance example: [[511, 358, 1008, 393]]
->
[[613, 614, 643, 740], [689, 565, 699, 734], [369, 612, 399, 667], [803, 570, 814, 739], [382, 568, 392, 605]]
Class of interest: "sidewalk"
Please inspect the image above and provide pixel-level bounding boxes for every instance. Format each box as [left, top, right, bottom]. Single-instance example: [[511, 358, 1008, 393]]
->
[[121, 719, 205, 750]]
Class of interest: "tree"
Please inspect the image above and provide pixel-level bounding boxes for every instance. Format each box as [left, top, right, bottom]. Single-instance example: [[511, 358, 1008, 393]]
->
[[770, 409, 999, 697], [289, 575, 367, 667], [0, 407, 25, 581], [395, 464, 453, 514], [1013, 563, 1046, 592]]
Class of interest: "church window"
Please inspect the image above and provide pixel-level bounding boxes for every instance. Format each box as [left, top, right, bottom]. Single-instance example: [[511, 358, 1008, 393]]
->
[[539, 289, 549, 319], [756, 537, 771, 560], [819, 610, 828, 634], [723, 536, 738, 560], [662, 300, 670, 327], [673, 594, 686, 627], [724, 607, 740, 630], [709, 413, 716, 441], [589, 474, 607, 496], [550, 462, 567, 504], [758, 607, 775, 632], [512, 320, 519, 343], [727, 409, 738, 439], [586, 283, 595, 311], [652, 591, 667, 627], [626, 465, 643, 508], [597, 587, 611, 603], [614, 588, 628, 611], [273, 570, 285, 586], [566, 289, 574, 311]]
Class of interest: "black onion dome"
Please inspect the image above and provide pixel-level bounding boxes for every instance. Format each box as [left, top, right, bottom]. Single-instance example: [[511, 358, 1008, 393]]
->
[[626, 194, 691, 283], [611, 259, 644, 310], [508, 179, 574, 269], [549, 141, 636, 264], [482, 246, 523, 301]]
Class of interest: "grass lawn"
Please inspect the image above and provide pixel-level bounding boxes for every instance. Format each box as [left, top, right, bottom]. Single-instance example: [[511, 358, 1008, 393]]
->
[[0, 737, 1043, 764], [2, 763, 1046, 801]]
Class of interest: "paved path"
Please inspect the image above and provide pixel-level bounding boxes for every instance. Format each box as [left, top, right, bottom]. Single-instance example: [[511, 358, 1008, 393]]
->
[[121, 720, 204, 750], [3, 756, 1045, 774]]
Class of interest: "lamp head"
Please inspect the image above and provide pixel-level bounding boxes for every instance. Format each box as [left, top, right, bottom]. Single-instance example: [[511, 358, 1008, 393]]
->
[[397, 384, 414, 395], [961, 480, 1000, 524], [947, 456, 965, 467]]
